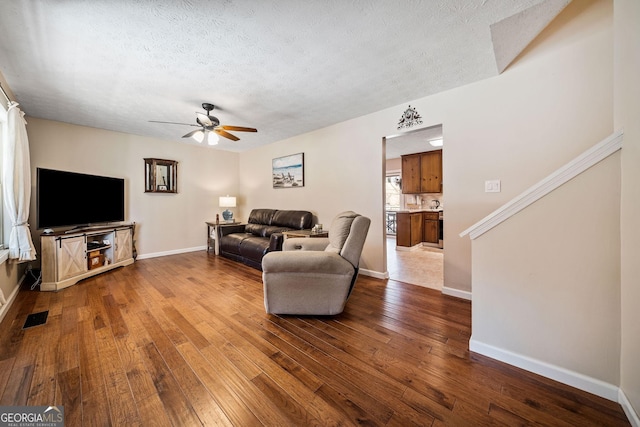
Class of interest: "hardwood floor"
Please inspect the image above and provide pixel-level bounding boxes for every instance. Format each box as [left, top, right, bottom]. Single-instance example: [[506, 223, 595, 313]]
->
[[0, 252, 630, 426]]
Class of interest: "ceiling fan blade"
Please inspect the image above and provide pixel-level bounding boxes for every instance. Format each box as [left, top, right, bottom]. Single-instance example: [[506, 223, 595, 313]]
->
[[214, 128, 240, 141], [149, 120, 199, 127], [220, 125, 257, 132], [196, 112, 213, 127], [182, 129, 202, 138]]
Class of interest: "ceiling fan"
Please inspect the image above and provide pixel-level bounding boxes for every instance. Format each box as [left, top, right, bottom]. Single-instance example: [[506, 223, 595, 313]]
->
[[150, 103, 257, 145]]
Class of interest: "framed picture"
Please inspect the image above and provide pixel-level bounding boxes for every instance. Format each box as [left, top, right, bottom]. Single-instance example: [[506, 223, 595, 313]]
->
[[272, 153, 304, 188], [144, 158, 178, 193]]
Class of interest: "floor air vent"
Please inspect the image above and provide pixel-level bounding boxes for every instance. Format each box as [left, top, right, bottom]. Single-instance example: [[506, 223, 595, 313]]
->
[[23, 310, 49, 329]]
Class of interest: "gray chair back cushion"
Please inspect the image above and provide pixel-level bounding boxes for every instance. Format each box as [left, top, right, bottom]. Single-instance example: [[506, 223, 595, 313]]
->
[[340, 215, 371, 268], [324, 211, 370, 268], [325, 211, 359, 253]]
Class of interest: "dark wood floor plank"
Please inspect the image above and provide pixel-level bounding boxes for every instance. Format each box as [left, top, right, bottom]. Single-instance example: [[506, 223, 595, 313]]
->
[[78, 319, 112, 427], [57, 367, 82, 427], [177, 340, 280, 426], [26, 315, 60, 406], [198, 307, 353, 426], [0, 364, 33, 406], [247, 313, 398, 424], [94, 325, 142, 426], [140, 342, 203, 426], [0, 357, 16, 398], [0, 251, 630, 427]]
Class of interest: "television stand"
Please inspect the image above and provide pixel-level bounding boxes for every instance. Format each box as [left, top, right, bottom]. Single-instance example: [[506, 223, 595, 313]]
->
[[40, 224, 135, 291]]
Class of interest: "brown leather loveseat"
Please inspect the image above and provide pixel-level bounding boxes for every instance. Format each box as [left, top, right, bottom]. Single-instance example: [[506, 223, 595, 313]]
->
[[218, 208, 313, 270]]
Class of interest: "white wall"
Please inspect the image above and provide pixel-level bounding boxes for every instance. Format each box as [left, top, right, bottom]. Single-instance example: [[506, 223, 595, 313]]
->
[[472, 153, 621, 389], [239, 0, 613, 292], [615, 0, 640, 420], [27, 118, 239, 258]]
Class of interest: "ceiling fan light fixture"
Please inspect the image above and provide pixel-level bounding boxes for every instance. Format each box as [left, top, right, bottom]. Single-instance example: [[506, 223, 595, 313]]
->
[[207, 131, 219, 145], [192, 130, 205, 143]]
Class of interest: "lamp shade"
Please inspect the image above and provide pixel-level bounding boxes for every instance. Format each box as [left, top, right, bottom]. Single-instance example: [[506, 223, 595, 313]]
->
[[219, 196, 236, 208], [191, 130, 205, 143], [207, 131, 219, 145]]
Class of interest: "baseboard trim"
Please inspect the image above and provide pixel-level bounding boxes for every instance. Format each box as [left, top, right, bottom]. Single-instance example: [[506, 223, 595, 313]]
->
[[136, 246, 206, 260], [469, 338, 620, 402], [442, 286, 472, 301], [0, 280, 22, 325], [360, 269, 388, 280], [619, 388, 640, 427]]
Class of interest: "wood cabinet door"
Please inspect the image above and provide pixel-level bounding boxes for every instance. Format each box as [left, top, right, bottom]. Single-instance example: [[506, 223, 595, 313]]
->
[[420, 150, 443, 193], [401, 154, 421, 194], [115, 228, 133, 262], [410, 213, 423, 246], [56, 236, 87, 280], [396, 213, 411, 247], [423, 219, 438, 243]]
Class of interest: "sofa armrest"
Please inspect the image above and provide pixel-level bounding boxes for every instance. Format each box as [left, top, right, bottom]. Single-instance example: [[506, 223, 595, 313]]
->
[[262, 250, 353, 275], [269, 233, 284, 252], [219, 224, 246, 237], [283, 237, 329, 252]]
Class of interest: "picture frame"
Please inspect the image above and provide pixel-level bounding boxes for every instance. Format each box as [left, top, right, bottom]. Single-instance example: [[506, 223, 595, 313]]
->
[[272, 153, 304, 188], [144, 158, 178, 193]]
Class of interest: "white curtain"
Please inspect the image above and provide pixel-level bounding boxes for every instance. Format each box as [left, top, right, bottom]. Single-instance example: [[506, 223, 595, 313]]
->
[[3, 102, 36, 261]]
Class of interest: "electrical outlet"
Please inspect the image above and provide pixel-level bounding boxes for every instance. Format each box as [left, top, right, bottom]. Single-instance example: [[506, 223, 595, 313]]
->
[[485, 180, 501, 193]]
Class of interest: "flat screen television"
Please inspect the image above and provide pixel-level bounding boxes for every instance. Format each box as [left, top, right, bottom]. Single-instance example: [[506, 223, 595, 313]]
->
[[37, 168, 125, 229]]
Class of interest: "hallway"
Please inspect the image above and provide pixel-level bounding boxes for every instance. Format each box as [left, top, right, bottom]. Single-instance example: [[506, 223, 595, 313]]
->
[[386, 236, 443, 290]]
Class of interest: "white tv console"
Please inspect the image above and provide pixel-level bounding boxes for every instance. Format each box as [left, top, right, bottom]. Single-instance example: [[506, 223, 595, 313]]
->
[[40, 224, 135, 291]]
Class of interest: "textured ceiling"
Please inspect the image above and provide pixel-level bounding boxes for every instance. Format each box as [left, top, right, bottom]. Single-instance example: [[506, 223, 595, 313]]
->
[[0, 0, 569, 152]]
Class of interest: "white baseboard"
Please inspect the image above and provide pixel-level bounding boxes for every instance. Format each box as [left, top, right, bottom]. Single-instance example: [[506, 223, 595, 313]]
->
[[469, 338, 620, 402], [619, 388, 640, 427], [359, 269, 388, 280], [0, 279, 22, 325], [442, 286, 472, 300], [136, 246, 206, 260]]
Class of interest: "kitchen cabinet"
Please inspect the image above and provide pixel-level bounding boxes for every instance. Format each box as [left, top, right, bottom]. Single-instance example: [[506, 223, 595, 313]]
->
[[401, 154, 421, 194], [396, 212, 423, 247], [423, 212, 439, 244], [401, 150, 442, 194]]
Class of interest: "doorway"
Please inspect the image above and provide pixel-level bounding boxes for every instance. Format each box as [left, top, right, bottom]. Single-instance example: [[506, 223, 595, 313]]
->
[[384, 125, 444, 290]]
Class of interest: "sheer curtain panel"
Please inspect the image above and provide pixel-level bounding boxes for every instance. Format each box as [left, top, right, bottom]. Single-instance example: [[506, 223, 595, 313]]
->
[[3, 103, 36, 261]]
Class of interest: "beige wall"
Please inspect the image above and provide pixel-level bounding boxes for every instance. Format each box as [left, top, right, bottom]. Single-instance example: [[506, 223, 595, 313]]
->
[[615, 0, 640, 418], [0, 262, 24, 323], [27, 118, 239, 258], [239, 0, 613, 291], [472, 153, 621, 385]]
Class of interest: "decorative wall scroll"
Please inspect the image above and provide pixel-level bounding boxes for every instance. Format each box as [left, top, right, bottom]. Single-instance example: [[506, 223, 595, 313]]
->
[[397, 105, 423, 130]]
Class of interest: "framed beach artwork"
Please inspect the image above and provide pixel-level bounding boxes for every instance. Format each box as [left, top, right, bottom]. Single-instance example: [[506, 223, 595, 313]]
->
[[272, 153, 304, 188]]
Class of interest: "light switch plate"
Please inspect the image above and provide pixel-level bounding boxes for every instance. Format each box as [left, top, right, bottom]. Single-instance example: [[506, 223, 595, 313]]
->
[[485, 180, 501, 193]]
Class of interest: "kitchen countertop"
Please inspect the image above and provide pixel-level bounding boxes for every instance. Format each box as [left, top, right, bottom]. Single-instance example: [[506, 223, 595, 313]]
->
[[394, 209, 443, 213]]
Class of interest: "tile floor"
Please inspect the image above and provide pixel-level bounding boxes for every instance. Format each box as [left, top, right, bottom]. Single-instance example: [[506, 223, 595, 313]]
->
[[386, 236, 443, 290]]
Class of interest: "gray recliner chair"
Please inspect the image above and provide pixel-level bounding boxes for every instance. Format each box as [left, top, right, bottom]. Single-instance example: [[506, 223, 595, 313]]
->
[[261, 211, 371, 315]]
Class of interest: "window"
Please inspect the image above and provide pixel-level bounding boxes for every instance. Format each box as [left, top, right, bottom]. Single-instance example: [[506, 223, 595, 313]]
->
[[385, 174, 401, 211]]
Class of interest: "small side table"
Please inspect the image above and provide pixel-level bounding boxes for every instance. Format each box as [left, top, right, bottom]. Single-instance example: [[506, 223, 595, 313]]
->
[[282, 229, 329, 239], [206, 221, 240, 255]]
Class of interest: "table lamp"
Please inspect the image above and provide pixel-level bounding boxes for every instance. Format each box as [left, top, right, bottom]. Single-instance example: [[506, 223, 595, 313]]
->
[[219, 195, 236, 222]]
